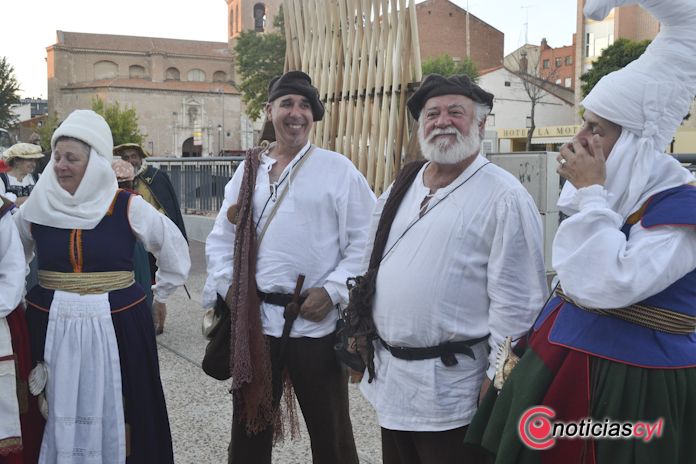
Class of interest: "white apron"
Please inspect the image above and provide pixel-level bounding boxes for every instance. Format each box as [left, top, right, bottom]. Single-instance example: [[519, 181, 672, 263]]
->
[[39, 291, 126, 464]]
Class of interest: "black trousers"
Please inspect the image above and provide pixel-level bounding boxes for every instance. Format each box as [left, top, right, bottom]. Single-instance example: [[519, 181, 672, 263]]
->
[[381, 426, 489, 464], [228, 333, 359, 464]]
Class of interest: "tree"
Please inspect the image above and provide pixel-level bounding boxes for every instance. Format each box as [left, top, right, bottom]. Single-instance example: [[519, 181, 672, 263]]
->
[[234, 7, 286, 121], [35, 113, 60, 152], [422, 54, 479, 81], [510, 51, 565, 150], [91, 97, 144, 146], [0, 57, 21, 128], [580, 38, 650, 97]]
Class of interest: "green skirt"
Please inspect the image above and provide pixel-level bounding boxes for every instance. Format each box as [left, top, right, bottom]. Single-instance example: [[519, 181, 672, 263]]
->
[[465, 309, 696, 464]]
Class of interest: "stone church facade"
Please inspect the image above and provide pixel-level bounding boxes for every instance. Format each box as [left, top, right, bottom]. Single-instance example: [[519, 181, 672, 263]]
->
[[46, 0, 504, 156], [47, 30, 245, 157]]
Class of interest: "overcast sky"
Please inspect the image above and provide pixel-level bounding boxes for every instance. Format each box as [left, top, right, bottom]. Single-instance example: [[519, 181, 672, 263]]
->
[[1, 0, 576, 98]]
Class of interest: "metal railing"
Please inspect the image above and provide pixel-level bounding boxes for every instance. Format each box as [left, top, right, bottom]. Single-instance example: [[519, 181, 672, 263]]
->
[[147, 156, 244, 215], [147, 153, 696, 216]]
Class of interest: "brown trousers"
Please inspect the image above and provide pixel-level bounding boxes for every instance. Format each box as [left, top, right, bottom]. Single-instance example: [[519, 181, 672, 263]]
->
[[228, 333, 359, 464], [381, 426, 489, 464]]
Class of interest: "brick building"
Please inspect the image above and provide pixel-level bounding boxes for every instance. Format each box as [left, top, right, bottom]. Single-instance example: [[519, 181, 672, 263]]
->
[[574, 0, 659, 114], [539, 36, 576, 90], [47, 31, 246, 157], [227, 0, 282, 43], [416, 0, 503, 72]]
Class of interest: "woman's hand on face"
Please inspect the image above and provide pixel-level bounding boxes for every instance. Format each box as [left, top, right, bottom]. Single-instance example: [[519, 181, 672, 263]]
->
[[557, 134, 607, 189]]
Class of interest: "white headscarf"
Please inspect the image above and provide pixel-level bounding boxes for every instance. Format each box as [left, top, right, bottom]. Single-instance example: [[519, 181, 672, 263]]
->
[[21, 110, 118, 230], [559, 0, 696, 221]]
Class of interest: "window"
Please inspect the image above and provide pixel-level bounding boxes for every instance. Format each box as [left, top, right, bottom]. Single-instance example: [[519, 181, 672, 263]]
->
[[165, 67, 180, 81], [129, 65, 145, 79], [542, 59, 550, 69], [253, 3, 266, 32], [187, 69, 206, 82], [555, 58, 562, 68], [585, 32, 594, 57], [94, 60, 118, 80], [555, 79, 562, 85], [504, 81, 511, 87], [565, 56, 573, 65], [213, 71, 227, 82], [565, 77, 572, 88]]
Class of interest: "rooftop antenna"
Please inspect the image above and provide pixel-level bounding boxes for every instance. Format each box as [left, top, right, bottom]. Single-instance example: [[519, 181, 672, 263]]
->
[[521, 4, 532, 44], [466, 0, 472, 60]]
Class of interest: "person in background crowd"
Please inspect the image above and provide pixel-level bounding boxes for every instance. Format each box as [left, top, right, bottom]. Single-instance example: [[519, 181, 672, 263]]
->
[[0, 143, 44, 206], [115, 143, 188, 334], [112, 158, 156, 315]]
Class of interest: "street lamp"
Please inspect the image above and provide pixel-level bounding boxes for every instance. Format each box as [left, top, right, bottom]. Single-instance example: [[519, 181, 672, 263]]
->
[[218, 124, 223, 155]]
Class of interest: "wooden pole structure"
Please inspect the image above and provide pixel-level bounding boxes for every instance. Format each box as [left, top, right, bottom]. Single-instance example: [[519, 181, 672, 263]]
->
[[282, 0, 422, 190]]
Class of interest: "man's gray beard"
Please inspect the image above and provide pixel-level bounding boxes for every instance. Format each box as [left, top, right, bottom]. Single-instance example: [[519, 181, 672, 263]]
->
[[418, 121, 481, 164]]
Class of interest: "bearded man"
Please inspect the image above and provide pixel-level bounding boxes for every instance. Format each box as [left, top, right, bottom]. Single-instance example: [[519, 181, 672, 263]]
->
[[345, 74, 548, 464]]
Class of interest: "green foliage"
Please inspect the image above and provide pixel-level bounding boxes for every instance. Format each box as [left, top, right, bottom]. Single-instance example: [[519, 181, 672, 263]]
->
[[36, 113, 59, 152], [0, 57, 21, 128], [234, 7, 286, 121], [91, 97, 144, 146], [422, 55, 479, 81], [580, 38, 650, 97]]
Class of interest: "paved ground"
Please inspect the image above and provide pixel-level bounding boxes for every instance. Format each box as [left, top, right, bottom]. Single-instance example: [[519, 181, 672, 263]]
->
[[156, 240, 382, 463]]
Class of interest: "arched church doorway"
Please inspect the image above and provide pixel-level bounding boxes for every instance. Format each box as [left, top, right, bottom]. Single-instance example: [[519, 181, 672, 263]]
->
[[182, 137, 202, 157]]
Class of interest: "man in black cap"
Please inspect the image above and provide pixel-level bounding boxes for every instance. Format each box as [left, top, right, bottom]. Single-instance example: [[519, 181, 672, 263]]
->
[[204, 70, 375, 463], [344, 74, 547, 463], [114, 142, 188, 334]]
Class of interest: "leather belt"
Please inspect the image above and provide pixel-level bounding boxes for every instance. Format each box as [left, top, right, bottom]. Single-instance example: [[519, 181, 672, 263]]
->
[[378, 335, 489, 366], [257, 290, 307, 308]]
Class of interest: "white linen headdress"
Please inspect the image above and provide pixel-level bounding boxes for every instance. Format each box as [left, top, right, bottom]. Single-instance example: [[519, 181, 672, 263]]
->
[[21, 110, 119, 230], [558, 0, 696, 220]]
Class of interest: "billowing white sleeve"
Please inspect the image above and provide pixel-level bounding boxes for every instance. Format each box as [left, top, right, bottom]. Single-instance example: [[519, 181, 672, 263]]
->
[[202, 165, 244, 309], [12, 208, 35, 270], [322, 168, 376, 306], [553, 185, 696, 308], [128, 195, 190, 303], [486, 189, 548, 379], [0, 213, 24, 317]]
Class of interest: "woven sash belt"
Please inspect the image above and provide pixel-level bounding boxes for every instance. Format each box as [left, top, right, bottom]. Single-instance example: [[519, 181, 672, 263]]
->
[[379, 334, 489, 367], [38, 270, 135, 295], [555, 287, 696, 335]]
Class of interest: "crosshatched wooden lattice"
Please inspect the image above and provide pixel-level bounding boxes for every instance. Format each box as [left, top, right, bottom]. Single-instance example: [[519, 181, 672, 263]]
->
[[281, 0, 422, 195]]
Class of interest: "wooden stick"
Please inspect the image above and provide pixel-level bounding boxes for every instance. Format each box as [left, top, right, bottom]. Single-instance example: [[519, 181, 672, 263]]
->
[[335, 0, 352, 157], [346, 0, 365, 166]]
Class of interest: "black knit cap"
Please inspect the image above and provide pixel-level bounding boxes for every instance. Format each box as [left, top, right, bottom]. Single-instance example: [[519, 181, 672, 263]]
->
[[267, 71, 325, 121], [407, 73, 494, 120]]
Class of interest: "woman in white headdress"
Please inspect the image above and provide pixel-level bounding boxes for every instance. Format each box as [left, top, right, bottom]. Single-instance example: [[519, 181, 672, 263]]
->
[[15, 110, 190, 464], [466, 0, 696, 462]]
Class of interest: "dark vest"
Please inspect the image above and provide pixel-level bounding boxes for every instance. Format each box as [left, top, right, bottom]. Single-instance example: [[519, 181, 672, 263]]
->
[[536, 184, 696, 368]]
